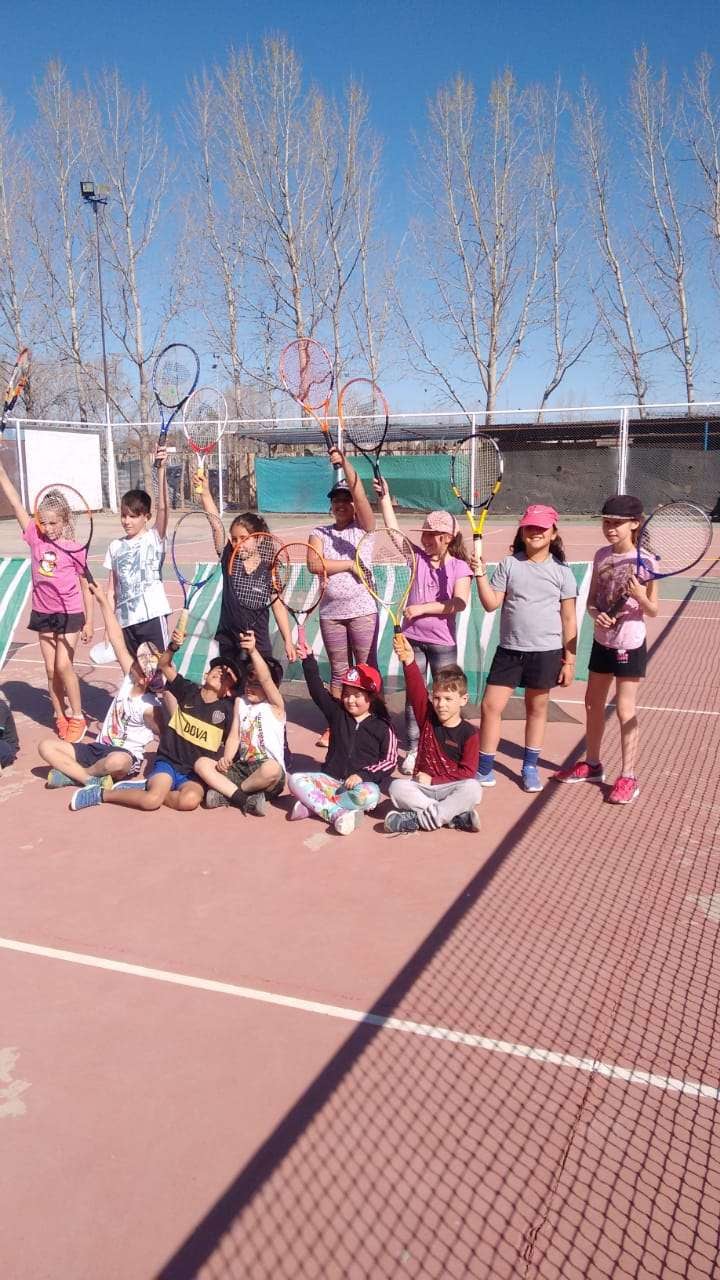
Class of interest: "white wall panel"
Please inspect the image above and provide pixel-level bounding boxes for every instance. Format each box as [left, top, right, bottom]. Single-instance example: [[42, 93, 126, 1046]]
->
[[24, 431, 103, 509]]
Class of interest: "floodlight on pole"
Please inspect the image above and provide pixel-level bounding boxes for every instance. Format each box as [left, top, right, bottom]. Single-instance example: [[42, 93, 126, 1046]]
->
[[80, 179, 117, 512]]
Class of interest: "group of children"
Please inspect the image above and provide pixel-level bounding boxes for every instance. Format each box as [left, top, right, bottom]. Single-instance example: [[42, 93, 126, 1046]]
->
[[0, 445, 658, 833]]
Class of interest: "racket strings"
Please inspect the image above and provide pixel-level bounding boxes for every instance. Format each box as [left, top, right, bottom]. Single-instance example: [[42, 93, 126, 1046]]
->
[[453, 440, 501, 508], [281, 339, 333, 408], [272, 543, 326, 616], [35, 486, 91, 552], [640, 504, 711, 571], [184, 389, 228, 451], [341, 382, 389, 451], [357, 529, 415, 606], [171, 512, 224, 587], [154, 348, 198, 408], [228, 532, 282, 610]]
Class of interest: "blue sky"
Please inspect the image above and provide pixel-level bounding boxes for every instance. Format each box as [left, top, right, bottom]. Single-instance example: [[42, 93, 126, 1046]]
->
[[10, 0, 720, 409]]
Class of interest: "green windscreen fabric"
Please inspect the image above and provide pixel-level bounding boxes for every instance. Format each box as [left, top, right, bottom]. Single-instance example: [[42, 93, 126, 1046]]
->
[[256, 454, 462, 514]]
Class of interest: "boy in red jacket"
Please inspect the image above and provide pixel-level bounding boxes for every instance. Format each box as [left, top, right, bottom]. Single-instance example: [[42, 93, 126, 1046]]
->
[[385, 634, 481, 834]]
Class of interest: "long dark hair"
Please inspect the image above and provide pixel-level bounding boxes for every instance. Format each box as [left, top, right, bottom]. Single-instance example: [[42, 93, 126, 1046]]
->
[[511, 526, 567, 563], [447, 530, 469, 563], [230, 511, 270, 537], [341, 686, 392, 724]]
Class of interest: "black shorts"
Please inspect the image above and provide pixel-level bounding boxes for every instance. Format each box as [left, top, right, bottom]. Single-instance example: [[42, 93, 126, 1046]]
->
[[29, 609, 84, 634], [589, 639, 647, 678], [486, 645, 564, 691], [227, 756, 285, 798], [123, 617, 169, 657], [74, 740, 142, 776]]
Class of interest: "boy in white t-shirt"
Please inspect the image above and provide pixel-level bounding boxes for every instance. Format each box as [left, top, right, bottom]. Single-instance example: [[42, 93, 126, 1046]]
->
[[104, 446, 171, 656], [194, 630, 286, 816], [38, 583, 162, 791]]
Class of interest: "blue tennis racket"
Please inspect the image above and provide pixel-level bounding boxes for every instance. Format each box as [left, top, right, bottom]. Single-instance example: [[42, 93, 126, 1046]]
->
[[170, 510, 224, 646], [152, 343, 200, 455], [607, 500, 712, 618]]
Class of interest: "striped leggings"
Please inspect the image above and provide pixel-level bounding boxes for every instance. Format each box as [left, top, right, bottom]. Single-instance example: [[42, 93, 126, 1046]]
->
[[320, 612, 379, 695]]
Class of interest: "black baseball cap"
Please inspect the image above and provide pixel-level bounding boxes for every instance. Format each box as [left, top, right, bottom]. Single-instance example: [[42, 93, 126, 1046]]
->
[[600, 494, 644, 519], [207, 655, 242, 685], [327, 482, 353, 501]]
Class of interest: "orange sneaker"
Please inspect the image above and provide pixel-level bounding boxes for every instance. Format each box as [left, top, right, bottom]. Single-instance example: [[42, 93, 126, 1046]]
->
[[65, 716, 87, 744], [54, 714, 69, 740]]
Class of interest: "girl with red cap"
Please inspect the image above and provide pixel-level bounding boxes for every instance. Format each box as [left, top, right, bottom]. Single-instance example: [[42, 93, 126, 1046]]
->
[[473, 504, 578, 792], [554, 494, 657, 804], [288, 641, 397, 835], [374, 478, 472, 776]]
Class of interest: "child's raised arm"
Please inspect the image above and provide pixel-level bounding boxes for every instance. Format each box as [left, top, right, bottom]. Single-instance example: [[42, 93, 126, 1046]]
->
[[240, 630, 285, 717], [154, 445, 170, 540], [89, 581, 135, 676], [0, 456, 30, 531], [470, 551, 504, 612]]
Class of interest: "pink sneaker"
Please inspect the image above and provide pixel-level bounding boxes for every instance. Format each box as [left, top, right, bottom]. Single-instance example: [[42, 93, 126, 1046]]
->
[[289, 800, 311, 821], [608, 776, 640, 805], [555, 760, 605, 784]]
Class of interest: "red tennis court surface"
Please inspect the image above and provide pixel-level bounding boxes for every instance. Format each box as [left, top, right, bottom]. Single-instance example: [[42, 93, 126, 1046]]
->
[[1, 518, 719, 1278]]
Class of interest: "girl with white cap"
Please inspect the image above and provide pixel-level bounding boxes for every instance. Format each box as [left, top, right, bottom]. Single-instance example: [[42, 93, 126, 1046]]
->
[[473, 504, 578, 792], [374, 479, 472, 776]]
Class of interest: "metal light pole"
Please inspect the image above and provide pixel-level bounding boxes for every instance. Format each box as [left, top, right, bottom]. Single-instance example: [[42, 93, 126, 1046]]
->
[[211, 353, 225, 517], [80, 180, 118, 512]]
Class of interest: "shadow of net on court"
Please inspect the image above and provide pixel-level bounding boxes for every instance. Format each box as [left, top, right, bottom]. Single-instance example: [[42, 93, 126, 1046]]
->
[[159, 572, 720, 1280]]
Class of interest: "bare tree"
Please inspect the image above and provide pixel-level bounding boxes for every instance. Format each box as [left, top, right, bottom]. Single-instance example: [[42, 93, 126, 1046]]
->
[[629, 48, 696, 403], [399, 71, 546, 417], [0, 97, 36, 378], [528, 81, 597, 418], [574, 78, 649, 406], [28, 61, 96, 421], [684, 53, 720, 290], [88, 68, 175, 483]]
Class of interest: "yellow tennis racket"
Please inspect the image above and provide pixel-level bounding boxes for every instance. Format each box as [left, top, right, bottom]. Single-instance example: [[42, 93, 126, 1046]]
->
[[355, 527, 416, 633]]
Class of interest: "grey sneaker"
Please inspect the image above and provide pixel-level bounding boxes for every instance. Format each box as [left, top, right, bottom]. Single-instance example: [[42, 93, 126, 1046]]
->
[[243, 791, 267, 817], [205, 788, 228, 809], [384, 810, 420, 834], [450, 809, 481, 833]]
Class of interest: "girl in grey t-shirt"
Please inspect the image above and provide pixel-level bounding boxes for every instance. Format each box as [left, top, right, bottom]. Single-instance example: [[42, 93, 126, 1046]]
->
[[472, 504, 578, 793]]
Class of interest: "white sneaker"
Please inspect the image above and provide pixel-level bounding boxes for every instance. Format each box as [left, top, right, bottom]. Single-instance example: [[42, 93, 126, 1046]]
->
[[333, 809, 364, 836], [401, 750, 417, 776]]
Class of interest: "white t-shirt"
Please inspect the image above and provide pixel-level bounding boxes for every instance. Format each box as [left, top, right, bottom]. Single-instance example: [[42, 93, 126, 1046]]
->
[[104, 528, 171, 627], [234, 697, 286, 769], [97, 675, 157, 762]]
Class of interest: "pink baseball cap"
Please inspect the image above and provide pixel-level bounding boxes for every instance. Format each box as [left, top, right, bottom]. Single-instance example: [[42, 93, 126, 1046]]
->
[[411, 511, 459, 536], [519, 504, 559, 530]]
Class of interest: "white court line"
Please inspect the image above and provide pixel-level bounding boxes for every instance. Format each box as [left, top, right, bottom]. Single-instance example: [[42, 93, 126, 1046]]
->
[[552, 697, 719, 717], [0, 936, 716, 1101]]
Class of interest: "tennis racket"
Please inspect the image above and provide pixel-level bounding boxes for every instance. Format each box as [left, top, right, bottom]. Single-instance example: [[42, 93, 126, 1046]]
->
[[152, 343, 200, 457], [338, 378, 390, 482], [355, 527, 416, 633], [183, 385, 228, 498], [606, 501, 713, 619], [1, 347, 30, 435], [451, 434, 504, 553], [227, 529, 285, 616], [33, 483, 95, 586], [170, 510, 224, 646], [279, 337, 341, 482], [271, 542, 327, 646]]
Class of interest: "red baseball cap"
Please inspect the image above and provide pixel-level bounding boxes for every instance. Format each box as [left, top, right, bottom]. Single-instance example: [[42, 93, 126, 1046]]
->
[[519, 504, 559, 530], [340, 663, 382, 695]]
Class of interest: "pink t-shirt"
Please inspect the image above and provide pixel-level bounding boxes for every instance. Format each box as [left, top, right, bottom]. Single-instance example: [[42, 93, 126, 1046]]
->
[[592, 544, 655, 651], [24, 520, 86, 614], [403, 548, 472, 646]]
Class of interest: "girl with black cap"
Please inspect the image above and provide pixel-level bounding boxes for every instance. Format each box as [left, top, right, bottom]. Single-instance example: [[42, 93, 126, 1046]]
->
[[555, 494, 658, 804]]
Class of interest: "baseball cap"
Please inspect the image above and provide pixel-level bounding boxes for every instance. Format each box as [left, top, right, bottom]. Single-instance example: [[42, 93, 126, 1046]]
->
[[207, 655, 242, 685], [327, 482, 353, 501], [600, 494, 644, 520], [411, 511, 459, 536], [340, 663, 382, 696], [518, 504, 559, 529]]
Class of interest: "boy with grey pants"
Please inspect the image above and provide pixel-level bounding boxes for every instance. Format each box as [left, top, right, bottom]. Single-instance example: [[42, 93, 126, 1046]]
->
[[384, 635, 482, 834]]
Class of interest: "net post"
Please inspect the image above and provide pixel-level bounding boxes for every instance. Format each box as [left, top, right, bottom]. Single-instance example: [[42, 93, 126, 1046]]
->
[[469, 413, 477, 510], [218, 431, 225, 518], [14, 419, 27, 508], [105, 401, 118, 513], [617, 406, 629, 494]]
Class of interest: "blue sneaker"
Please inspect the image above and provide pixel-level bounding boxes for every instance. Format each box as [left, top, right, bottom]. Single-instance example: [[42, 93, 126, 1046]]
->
[[476, 770, 496, 788], [521, 765, 543, 793], [46, 768, 75, 789], [70, 783, 104, 811]]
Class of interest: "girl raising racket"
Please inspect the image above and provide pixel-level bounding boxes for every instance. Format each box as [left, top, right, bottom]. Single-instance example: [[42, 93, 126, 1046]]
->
[[374, 477, 472, 775], [473, 504, 578, 792], [555, 494, 658, 804], [307, 447, 377, 747], [0, 457, 92, 741]]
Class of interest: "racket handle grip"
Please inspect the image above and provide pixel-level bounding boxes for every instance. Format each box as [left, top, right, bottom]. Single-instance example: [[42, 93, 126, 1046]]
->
[[83, 566, 97, 588], [605, 594, 627, 621], [175, 608, 189, 644], [193, 461, 205, 497], [297, 623, 307, 648]]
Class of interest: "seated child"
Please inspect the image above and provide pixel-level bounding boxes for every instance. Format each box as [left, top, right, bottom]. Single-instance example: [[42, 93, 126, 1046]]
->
[[69, 631, 240, 813], [39, 582, 161, 791], [384, 634, 482, 833], [287, 641, 397, 836], [194, 630, 286, 816], [0, 690, 19, 769]]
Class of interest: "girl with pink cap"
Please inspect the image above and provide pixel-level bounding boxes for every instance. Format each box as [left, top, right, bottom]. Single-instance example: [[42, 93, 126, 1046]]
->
[[374, 479, 472, 776], [473, 504, 578, 792]]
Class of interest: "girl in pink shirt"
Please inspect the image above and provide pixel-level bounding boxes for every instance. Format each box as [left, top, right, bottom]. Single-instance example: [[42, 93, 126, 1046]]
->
[[0, 458, 92, 742], [375, 479, 471, 775], [555, 494, 658, 804]]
